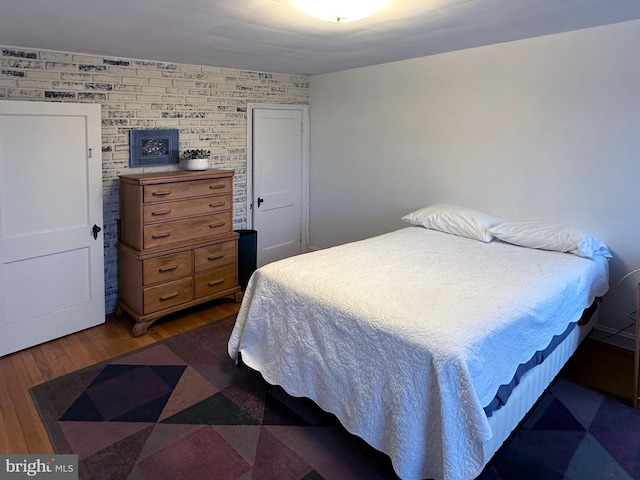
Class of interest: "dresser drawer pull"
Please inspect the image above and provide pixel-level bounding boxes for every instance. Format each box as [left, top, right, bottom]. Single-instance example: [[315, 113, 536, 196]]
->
[[209, 222, 226, 229], [159, 291, 179, 301], [151, 209, 172, 216], [207, 278, 225, 287], [209, 184, 225, 190], [207, 253, 225, 261], [152, 233, 171, 239], [158, 264, 179, 272], [152, 191, 172, 197], [209, 202, 226, 208]]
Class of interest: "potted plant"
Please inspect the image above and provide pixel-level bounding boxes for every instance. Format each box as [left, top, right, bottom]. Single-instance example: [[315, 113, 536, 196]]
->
[[182, 149, 210, 171]]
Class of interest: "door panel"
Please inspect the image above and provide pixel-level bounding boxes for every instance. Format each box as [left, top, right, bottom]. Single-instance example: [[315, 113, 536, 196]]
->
[[259, 204, 296, 254], [252, 107, 304, 267], [4, 248, 92, 322], [1, 115, 88, 237], [0, 100, 104, 357]]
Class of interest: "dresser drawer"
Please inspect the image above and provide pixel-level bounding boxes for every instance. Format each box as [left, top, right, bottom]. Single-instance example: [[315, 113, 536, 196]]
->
[[143, 251, 192, 286], [194, 265, 237, 299], [144, 277, 193, 314], [143, 212, 232, 249], [194, 240, 236, 272], [143, 178, 231, 203], [143, 195, 232, 224]]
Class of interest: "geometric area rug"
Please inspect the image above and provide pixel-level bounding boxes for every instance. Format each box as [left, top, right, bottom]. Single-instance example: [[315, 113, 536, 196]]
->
[[31, 315, 640, 480]]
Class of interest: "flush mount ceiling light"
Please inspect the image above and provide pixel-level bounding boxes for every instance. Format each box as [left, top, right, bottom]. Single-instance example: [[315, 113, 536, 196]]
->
[[292, 0, 391, 23]]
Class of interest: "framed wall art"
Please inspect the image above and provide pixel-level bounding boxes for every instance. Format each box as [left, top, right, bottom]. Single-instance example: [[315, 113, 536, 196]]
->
[[129, 129, 179, 168]]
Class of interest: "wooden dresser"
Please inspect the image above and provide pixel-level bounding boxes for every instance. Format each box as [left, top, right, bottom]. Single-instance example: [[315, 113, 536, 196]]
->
[[116, 169, 241, 336]]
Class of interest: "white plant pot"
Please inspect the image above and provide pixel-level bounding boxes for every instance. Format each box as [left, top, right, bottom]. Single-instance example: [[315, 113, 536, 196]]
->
[[185, 158, 209, 171]]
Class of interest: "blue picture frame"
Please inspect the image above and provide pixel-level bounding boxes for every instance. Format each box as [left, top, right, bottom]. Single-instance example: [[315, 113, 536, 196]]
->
[[129, 129, 179, 168]]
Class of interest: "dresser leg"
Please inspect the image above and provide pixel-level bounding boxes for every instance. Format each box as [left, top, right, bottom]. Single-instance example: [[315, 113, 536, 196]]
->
[[132, 321, 152, 337]]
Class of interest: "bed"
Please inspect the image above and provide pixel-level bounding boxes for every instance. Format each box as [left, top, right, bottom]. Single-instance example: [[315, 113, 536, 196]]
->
[[228, 208, 610, 480]]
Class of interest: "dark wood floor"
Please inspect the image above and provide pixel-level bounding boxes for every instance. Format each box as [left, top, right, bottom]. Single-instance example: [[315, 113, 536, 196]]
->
[[562, 337, 635, 405]]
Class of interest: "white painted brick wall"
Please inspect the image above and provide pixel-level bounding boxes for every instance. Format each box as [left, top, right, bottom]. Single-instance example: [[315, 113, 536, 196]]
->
[[0, 45, 310, 314]]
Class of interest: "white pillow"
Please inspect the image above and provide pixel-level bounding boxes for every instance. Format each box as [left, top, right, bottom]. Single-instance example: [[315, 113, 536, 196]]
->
[[401, 204, 505, 243], [488, 222, 612, 259]]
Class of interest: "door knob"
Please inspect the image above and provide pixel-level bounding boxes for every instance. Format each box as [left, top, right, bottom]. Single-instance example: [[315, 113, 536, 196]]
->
[[92, 224, 102, 240], [257, 197, 264, 208]]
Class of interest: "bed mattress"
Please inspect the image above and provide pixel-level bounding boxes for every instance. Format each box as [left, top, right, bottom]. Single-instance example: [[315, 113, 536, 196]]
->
[[228, 227, 609, 480]]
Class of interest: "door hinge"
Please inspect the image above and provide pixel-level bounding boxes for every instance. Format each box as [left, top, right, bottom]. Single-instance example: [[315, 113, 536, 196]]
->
[[88, 148, 93, 159]]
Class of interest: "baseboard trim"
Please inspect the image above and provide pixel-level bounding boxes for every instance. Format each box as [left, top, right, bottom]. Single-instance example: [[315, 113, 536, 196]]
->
[[591, 325, 635, 351]]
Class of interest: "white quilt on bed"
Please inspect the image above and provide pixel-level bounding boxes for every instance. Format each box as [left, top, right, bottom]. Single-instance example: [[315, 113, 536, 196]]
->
[[228, 227, 609, 480]]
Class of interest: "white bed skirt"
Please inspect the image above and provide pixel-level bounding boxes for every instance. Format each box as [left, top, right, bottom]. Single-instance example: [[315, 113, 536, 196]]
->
[[483, 311, 597, 465]]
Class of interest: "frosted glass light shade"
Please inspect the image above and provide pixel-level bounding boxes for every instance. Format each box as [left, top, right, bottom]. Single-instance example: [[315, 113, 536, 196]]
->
[[293, 0, 390, 23]]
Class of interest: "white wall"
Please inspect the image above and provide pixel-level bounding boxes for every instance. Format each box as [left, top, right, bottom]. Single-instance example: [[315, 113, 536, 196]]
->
[[309, 19, 640, 346]]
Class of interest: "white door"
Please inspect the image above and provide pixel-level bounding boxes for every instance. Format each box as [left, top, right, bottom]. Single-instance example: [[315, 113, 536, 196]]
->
[[0, 100, 105, 357], [250, 105, 308, 267]]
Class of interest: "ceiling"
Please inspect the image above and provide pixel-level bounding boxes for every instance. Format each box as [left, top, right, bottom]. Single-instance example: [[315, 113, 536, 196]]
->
[[1, 0, 640, 76]]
